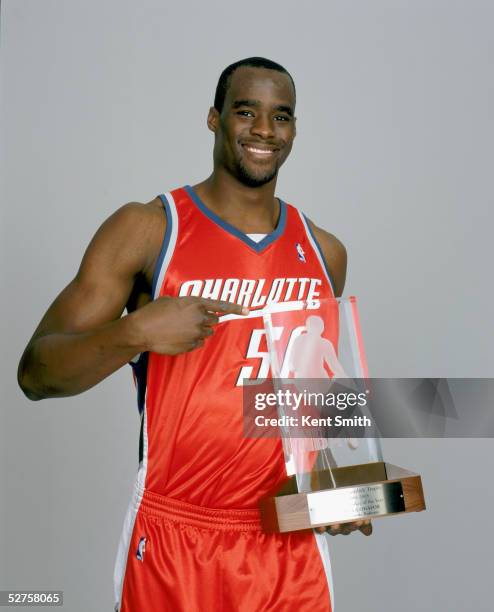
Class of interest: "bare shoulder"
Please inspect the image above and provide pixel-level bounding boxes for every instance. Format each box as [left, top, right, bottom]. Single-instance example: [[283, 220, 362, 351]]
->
[[81, 196, 166, 283], [105, 196, 164, 243], [307, 219, 347, 297]]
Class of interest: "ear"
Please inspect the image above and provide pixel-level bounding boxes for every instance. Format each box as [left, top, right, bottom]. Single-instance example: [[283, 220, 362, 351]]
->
[[293, 116, 297, 138], [207, 107, 220, 133]]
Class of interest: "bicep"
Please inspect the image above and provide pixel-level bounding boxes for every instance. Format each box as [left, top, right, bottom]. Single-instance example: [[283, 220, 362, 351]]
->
[[30, 203, 157, 341], [31, 276, 131, 341]]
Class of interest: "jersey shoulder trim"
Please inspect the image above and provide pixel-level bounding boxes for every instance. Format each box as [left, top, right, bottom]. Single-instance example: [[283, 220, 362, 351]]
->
[[296, 210, 336, 296], [151, 192, 179, 299]]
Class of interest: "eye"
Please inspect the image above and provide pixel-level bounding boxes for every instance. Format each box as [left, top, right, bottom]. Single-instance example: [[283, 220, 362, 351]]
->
[[236, 110, 254, 117], [274, 115, 290, 122]]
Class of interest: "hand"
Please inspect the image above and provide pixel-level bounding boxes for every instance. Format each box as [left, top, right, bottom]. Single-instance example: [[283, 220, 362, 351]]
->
[[315, 519, 372, 536], [130, 296, 248, 355]]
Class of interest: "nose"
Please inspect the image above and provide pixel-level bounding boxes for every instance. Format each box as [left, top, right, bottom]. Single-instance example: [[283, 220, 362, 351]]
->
[[250, 113, 275, 140]]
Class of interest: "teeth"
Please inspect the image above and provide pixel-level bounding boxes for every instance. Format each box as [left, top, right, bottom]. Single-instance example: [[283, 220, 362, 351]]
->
[[244, 146, 275, 155]]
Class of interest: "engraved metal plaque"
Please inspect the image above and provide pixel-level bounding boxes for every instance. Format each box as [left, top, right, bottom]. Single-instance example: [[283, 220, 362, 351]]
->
[[307, 480, 405, 525]]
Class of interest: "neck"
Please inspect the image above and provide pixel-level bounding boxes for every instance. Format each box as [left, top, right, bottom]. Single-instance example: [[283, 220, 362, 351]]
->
[[192, 168, 280, 234]]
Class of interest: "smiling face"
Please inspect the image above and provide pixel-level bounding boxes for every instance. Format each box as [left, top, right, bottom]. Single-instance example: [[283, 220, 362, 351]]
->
[[208, 66, 296, 187]]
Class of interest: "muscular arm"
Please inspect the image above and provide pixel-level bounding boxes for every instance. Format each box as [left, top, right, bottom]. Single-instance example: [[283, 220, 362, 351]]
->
[[17, 202, 160, 400], [17, 200, 247, 401], [309, 221, 347, 297]]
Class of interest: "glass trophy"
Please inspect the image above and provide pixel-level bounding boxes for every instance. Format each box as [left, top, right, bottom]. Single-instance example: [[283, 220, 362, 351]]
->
[[257, 297, 426, 533]]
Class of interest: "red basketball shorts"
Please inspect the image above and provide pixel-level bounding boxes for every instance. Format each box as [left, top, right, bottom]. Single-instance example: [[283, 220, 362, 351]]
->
[[114, 488, 333, 612]]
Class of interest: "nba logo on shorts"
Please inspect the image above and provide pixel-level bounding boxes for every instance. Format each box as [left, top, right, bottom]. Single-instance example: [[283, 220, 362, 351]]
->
[[136, 537, 147, 562], [296, 243, 306, 263]]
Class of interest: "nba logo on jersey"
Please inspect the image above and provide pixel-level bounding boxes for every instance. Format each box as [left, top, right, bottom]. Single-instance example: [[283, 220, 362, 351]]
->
[[136, 537, 147, 562], [296, 242, 306, 262]]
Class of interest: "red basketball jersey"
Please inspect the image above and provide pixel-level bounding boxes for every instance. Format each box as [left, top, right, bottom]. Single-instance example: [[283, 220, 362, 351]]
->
[[136, 184, 335, 508]]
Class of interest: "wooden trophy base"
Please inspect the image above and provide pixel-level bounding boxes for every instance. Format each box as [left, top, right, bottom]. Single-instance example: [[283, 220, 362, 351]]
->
[[259, 462, 426, 533]]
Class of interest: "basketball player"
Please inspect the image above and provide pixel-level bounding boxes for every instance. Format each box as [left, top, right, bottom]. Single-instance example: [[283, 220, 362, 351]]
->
[[18, 57, 371, 612]]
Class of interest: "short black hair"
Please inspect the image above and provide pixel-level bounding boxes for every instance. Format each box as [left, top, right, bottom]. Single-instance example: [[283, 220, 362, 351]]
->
[[213, 57, 296, 113]]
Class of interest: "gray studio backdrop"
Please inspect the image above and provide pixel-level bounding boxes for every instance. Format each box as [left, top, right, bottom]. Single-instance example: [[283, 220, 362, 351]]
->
[[2, 1, 493, 611]]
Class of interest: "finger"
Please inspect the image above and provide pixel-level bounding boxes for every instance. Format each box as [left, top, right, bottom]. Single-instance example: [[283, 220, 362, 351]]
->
[[314, 527, 326, 534], [359, 522, 373, 536], [328, 523, 341, 536], [186, 338, 204, 352], [200, 299, 249, 316], [202, 312, 219, 326]]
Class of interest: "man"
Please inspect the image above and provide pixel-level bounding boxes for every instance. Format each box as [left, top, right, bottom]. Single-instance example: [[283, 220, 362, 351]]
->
[[18, 57, 370, 612]]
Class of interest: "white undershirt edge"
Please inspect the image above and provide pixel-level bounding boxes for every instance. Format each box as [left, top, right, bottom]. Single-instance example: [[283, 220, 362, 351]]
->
[[247, 233, 267, 243]]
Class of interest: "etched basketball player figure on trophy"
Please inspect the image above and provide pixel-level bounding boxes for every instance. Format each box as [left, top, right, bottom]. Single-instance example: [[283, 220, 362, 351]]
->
[[258, 297, 426, 533], [289, 315, 348, 379], [288, 314, 359, 452]]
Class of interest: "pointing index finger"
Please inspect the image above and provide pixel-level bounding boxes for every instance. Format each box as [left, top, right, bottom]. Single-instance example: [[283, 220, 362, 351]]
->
[[200, 299, 249, 316]]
